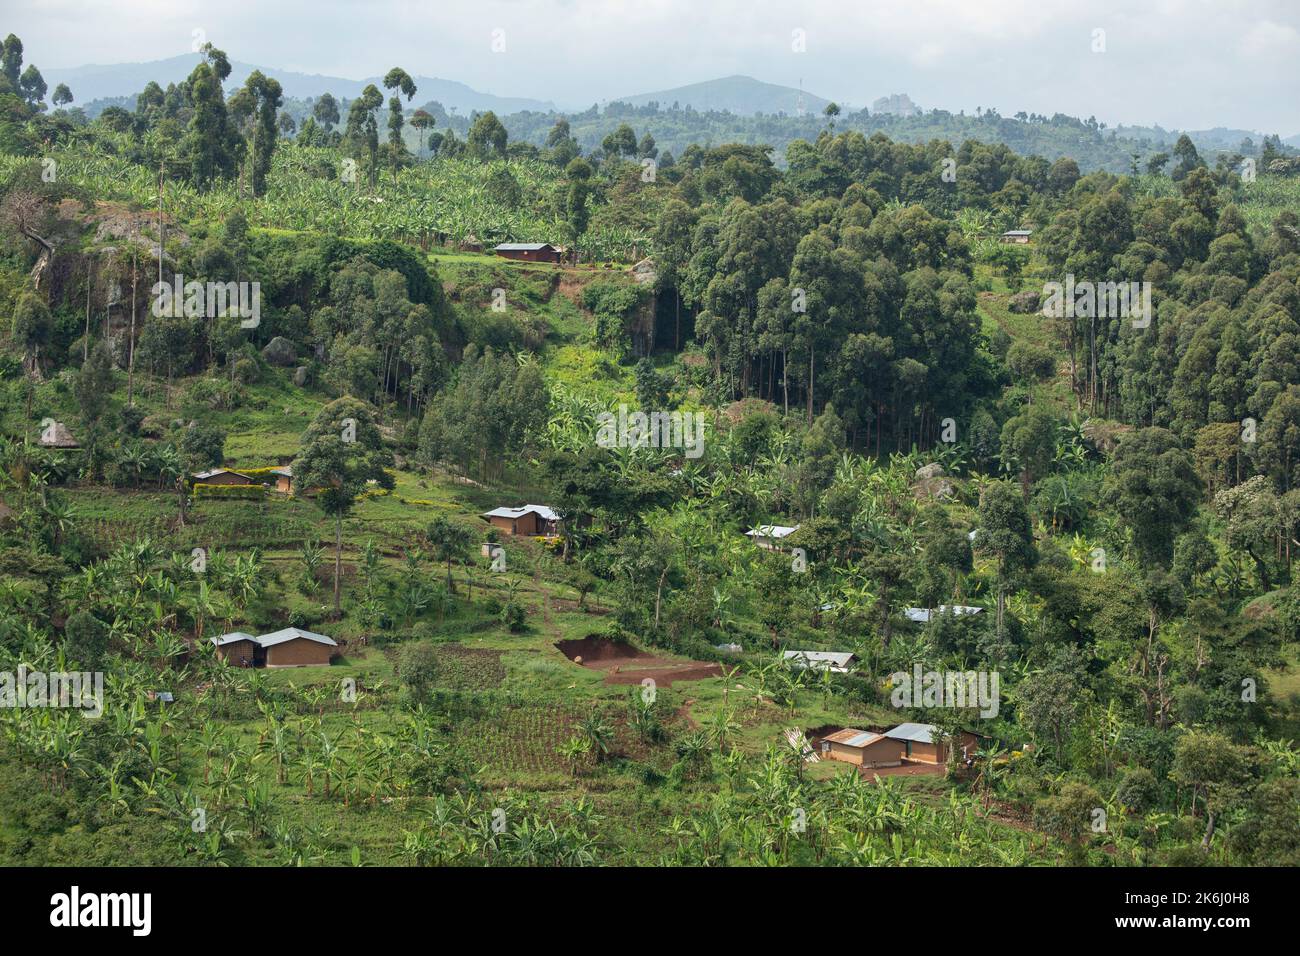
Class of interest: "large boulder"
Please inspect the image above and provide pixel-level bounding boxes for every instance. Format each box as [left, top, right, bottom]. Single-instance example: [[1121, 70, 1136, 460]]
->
[[262, 337, 297, 367], [1008, 289, 1042, 314], [912, 464, 955, 500], [292, 366, 309, 387]]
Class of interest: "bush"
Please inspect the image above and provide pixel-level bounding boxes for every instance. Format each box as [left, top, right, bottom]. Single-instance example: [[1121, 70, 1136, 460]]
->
[[398, 643, 440, 701], [194, 483, 267, 500], [500, 600, 526, 633]]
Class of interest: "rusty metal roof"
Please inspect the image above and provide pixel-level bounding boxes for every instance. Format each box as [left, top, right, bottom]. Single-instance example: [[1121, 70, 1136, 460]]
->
[[823, 729, 884, 748]]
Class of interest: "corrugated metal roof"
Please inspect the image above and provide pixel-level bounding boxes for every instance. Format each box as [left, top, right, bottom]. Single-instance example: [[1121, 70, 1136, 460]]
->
[[256, 627, 338, 648], [211, 631, 257, 646], [885, 722, 936, 744], [824, 729, 883, 748], [905, 605, 984, 623], [495, 242, 554, 251], [746, 524, 800, 538], [192, 468, 251, 481], [481, 504, 560, 521]]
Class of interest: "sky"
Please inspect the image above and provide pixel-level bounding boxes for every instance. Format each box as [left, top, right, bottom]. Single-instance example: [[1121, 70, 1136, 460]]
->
[[8, 0, 1300, 134]]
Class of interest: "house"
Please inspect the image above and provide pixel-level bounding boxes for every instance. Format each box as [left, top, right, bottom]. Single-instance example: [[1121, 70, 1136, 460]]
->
[[191, 468, 255, 486], [494, 242, 562, 263], [480, 504, 562, 537], [884, 722, 984, 764], [38, 421, 79, 449], [782, 650, 856, 673], [210, 627, 337, 668], [904, 605, 984, 624], [1000, 229, 1033, 244], [256, 627, 338, 668], [745, 524, 800, 550], [820, 729, 906, 769], [267, 466, 293, 494]]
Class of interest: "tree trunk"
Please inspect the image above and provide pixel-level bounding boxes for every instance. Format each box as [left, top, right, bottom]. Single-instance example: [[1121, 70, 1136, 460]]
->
[[334, 515, 343, 614]]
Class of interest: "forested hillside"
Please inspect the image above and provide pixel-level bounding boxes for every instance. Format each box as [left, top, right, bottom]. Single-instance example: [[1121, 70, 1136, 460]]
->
[[0, 32, 1297, 868]]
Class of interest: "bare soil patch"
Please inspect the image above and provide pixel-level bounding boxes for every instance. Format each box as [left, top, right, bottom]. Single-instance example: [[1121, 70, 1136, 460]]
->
[[554, 636, 723, 687]]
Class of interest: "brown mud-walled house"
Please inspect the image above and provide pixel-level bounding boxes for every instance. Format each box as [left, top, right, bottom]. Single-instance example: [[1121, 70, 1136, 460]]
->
[[210, 627, 337, 668], [481, 504, 562, 536], [494, 242, 562, 263]]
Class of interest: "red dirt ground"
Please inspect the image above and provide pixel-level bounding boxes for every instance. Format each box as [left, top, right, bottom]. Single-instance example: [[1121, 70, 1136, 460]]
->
[[554, 637, 723, 687]]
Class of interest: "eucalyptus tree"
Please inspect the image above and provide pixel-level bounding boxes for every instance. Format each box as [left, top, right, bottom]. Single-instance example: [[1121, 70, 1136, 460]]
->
[[382, 67, 418, 181]]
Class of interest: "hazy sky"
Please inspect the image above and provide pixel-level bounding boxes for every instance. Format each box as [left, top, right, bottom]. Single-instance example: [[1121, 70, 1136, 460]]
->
[[9, 0, 1299, 133]]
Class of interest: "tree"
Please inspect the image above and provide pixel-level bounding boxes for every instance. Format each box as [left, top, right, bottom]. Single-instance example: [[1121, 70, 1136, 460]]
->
[[19, 64, 46, 107], [180, 424, 226, 470], [1000, 404, 1057, 494], [467, 111, 508, 159], [409, 109, 434, 155], [181, 44, 240, 188], [312, 92, 340, 133], [382, 67, 417, 181], [1033, 781, 1101, 861], [75, 341, 115, 473], [238, 71, 283, 197], [11, 291, 52, 375], [293, 397, 395, 613], [976, 480, 1035, 640], [564, 158, 594, 245], [1018, 644, 1088, 761], [1171, 732, 1246, 851], [1103, 427, 1202, 567], [1, 34, 22, 89], [345, 85, 384, 187], [601, 123, 637, 160], [425, 516, 473, 594], [63, 610, 109, 668], [51, 83, 72, 107], [1171, 134, 1203, 180]]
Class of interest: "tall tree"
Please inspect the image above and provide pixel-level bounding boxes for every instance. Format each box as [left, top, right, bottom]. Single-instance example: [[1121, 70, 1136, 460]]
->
[[293, 397, 395, 613]]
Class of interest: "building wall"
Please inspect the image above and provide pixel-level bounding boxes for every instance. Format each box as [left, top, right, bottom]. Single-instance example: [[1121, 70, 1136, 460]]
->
[[496, 248, 560, 263], [861, 738, 906, 768], [265, 638, 333, 668], [487, 512, 539, 535], [215, 640, 257, 665], [825, 741, 865, 765], [203, 472, 253, 485]]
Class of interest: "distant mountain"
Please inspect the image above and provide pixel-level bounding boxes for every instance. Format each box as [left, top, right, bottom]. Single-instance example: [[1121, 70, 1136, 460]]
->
[[609, 74, 832, 117], [43, 55, 556, 115]]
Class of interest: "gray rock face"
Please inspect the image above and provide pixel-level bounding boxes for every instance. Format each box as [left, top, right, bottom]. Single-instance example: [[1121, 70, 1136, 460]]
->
[[914, 462, 946, 481], [293, 366, 309, 386], [262, 337, 297, 367]]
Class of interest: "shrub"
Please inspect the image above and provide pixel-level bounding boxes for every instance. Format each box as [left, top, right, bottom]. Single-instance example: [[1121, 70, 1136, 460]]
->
[[194, 483, 267, 500]]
